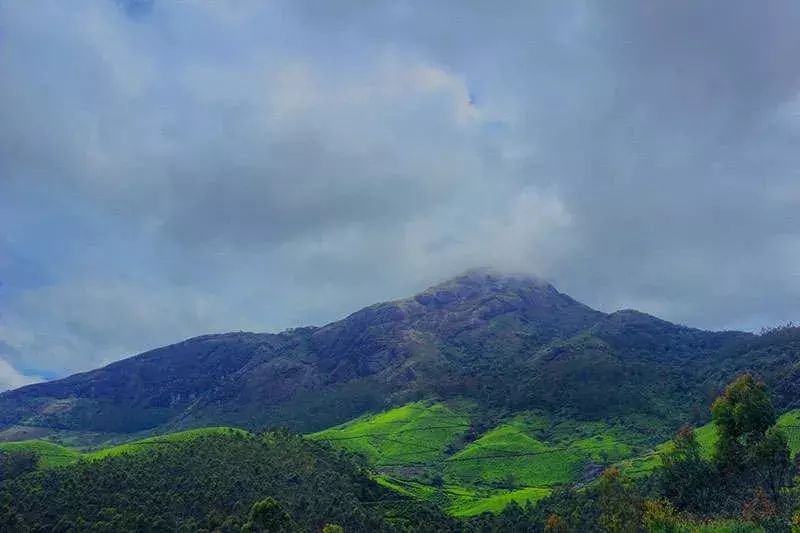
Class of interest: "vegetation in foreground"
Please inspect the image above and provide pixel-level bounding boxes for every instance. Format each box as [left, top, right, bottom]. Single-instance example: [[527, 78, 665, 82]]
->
[[2, 373, 798, 531], [467, 373, 798, 532], [0, 429, 459, 532], [312, 400, 656, 516]]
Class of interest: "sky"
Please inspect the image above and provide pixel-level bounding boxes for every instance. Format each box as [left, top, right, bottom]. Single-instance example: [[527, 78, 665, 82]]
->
[[1, 0, 800, 390]]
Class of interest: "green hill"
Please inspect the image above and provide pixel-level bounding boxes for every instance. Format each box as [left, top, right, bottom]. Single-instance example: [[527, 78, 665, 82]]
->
[[87, 426, 251, 460], [309, 401, 469, 467], [1, 430, 456, 532], [445, 420, 580, 487], [618, 408, 800, 479], [0, 439, 82, 468], [0, 427, 252, 470], [311, 402, 800, 518], [311, 403, 654, 516]]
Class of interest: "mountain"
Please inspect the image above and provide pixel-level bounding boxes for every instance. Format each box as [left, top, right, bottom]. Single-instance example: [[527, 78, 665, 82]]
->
[[1, 268, 797, 441]]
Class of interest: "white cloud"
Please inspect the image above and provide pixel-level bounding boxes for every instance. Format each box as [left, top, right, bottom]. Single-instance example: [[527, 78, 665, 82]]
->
[[0, 358, 40, 392]]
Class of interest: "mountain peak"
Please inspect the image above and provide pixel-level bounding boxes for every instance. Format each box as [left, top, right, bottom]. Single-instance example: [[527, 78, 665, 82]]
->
[[411, 268, 556, 309], [430, 267, 553, 292]]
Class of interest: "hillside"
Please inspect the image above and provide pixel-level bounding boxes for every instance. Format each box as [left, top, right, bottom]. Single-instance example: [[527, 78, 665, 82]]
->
[[0, 429, 457, 532], [310, 401, 655, 516], [311, 400, 800, 520], [1, 268, 799, 447]]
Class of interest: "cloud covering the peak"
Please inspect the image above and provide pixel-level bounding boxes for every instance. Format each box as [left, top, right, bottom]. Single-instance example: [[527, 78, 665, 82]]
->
[[1, 0, 800, 386]]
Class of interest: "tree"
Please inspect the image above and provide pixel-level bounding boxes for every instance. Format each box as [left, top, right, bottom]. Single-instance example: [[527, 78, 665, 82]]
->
[[658, 425, 713, 512], [322, 524, 344, 533], [710, 373, 792, 518], [241, 498, 296, 533], [544, 513, 567, 533], [750, 426, 792, 508], [711, 373, 777, 468], [0, 449, 39, 482], [597, 467, 641, 533], [641, 499, 679, 533], [0, 494, 26, 533]]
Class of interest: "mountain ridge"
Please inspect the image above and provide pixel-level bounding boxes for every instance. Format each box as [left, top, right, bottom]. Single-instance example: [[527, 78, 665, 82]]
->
[[0, 269, 797, 443]]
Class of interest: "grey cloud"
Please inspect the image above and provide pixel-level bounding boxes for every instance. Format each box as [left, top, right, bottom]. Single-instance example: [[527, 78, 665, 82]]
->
[[1, 1, 800, 384], [243, 0, 800, 328]]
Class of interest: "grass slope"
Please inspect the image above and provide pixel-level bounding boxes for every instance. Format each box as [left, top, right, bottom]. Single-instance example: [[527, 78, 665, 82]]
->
[[445, 415, 637, 488], [777, 409, 800, 456], [450, 487, 551, 517], [313, 403, 646, 516], [375, 475, 551, 517], [87, 427, 249, 460], [309, 401, 469, 467], [0, 439, 82, 468], [619, 408, 800, 478], [445, 420, 579, 487], [0, 427, 250, 470]]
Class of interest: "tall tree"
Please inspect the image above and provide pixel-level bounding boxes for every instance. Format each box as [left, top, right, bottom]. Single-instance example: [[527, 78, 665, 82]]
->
[[711, 373, 777, 467], [658, 424, 713, 512], [711, 373, 791, 513], [241, 498, 296, 533], [0, 449, 39, 482], [597, 467, 641, 533]]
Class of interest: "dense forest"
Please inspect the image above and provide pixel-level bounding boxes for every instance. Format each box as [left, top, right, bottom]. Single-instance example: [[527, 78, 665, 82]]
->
[[0, 430, 456, 532]]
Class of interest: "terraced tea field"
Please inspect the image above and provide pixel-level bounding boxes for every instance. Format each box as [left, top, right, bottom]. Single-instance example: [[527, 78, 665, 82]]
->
[[311, 401, 649, 516]]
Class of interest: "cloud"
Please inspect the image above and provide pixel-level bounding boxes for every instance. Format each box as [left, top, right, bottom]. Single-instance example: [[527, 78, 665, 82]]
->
[[0, 358, 41, 392], [1, 1, 800, 381]]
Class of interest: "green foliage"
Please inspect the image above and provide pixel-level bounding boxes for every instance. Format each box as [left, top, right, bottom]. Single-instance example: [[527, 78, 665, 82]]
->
[[651, 374, 794, 524], [241, 497, 296, 533], [598, 467, 642, 533], [641, 498, 680, 533], [449, 487, 551, 517], [0, 439, 82, 468], [776, 410, 800, 458], [0, 449, 39, 482], [709, 374, 792, 516], [658, 425, 715, 512], [712, 374, 777, 466], [309, 401, 469, 466], [444, 421, 581, 487], [316, 403, 648, 517], [323, 524, 345, 533], [618, 410, 800, 480], [0, 430, 410, 532], [0, 494, 26, 533], [86, 426, 250, 460]]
